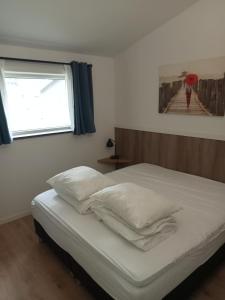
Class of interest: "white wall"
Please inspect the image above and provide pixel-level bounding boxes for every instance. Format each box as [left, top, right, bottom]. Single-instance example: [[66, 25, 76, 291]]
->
[[2, 0, 225, 223], [115, 0, 225, 141], [0, 44, 115, 224]]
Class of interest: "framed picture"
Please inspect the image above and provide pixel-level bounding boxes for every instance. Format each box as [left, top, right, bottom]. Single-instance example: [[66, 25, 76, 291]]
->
[[159, 56, 225, 116]]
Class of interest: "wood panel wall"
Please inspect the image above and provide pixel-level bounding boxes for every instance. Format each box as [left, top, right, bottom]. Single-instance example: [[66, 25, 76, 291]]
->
[[115, 128, 225, 183]]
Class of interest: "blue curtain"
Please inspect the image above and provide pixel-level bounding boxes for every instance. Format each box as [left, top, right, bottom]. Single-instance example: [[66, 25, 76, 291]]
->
[[70, 61, 96, 135], [0, 91, 11, 145]]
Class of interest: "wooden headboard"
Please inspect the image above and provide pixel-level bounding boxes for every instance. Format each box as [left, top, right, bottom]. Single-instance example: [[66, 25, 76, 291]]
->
[[115, 127, 225, 183]]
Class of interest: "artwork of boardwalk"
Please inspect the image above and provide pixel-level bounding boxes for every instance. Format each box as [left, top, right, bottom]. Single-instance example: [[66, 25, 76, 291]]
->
[[165, 87, 210, 115], [159, 56, 225, 116]]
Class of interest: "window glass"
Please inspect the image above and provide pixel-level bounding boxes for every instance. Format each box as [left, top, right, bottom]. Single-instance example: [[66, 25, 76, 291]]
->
[[5, 74, 71, 137]]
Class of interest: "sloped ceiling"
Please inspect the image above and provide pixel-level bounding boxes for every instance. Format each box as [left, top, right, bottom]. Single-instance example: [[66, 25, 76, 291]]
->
[[0, 0, 198, 56]]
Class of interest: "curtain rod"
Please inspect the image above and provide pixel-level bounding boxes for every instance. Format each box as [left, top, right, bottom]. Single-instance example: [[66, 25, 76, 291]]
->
[[0, 56, 71, 66], [0, 57, 92, 67]]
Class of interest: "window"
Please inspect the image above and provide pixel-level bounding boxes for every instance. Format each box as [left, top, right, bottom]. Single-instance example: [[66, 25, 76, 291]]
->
[[3, 62, 72, 138]]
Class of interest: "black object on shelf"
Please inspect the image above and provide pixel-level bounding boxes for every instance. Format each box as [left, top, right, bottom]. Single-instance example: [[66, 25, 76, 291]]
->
[[106, 138, 114, 148], [106, 138, 119, 159]]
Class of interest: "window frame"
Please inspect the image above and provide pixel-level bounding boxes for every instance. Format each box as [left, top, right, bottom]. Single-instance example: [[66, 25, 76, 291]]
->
[[4, 71, 72, 138]]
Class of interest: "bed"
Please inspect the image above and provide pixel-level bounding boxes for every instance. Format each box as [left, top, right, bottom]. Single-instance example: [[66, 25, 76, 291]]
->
[[32, 163, 225, 300]]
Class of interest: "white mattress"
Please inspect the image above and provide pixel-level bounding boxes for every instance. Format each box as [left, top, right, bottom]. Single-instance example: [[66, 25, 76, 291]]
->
[[32, 163, 225, 300]]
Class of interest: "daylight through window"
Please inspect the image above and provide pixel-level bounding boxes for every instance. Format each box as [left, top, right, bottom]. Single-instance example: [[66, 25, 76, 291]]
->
[[5, 71, 72, 137]]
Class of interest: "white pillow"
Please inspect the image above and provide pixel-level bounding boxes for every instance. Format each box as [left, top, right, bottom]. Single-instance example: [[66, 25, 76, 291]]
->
[[90, 183, 180, 229], [47, 166, 114, 202]]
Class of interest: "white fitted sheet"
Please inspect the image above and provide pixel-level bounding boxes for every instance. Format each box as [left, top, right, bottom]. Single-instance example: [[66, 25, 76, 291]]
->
[[32, 164, 225, 300]]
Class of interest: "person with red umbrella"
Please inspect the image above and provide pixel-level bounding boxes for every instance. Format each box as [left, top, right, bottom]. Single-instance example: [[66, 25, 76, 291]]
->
[[184, 73, 198, 109]]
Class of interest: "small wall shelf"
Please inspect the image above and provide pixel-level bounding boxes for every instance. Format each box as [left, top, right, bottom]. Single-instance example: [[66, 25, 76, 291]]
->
[[98, 157, 133, 169]]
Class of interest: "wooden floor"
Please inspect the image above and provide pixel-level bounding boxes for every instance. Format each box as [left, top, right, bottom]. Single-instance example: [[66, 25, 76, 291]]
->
[[0, 216, 225, 300]]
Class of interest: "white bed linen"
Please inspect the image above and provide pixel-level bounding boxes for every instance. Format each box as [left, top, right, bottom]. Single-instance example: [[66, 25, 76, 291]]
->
[[54, 187, 93, 214], [92, 206, 177, 251], [32, 164, 225, 300]]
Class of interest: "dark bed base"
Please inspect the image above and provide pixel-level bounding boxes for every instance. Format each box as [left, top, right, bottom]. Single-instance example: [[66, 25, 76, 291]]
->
[[34, 219, 225, 300]]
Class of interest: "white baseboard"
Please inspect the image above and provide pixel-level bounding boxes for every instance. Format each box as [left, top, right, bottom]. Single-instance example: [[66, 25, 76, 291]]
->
[[0, 209, 31, 225]]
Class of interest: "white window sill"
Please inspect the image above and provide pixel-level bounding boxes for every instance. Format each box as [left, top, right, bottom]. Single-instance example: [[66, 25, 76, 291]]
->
[[13, 128, 72, 140]]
